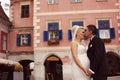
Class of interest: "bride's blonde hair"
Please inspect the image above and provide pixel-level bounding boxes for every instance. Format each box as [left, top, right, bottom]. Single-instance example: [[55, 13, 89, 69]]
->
[[71, 25, 84, 41]]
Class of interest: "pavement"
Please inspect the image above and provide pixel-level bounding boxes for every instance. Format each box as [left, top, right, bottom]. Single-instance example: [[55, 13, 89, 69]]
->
[[108, 76, 120, 80]]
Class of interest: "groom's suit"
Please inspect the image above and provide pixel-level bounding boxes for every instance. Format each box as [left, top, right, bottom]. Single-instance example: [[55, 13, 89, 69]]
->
[[87, 36, 108, 80]]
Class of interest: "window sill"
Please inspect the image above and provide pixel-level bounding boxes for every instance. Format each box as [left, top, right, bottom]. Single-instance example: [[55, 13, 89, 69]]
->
[[48, 40, 59, 45], [102, 39, 111, 43]]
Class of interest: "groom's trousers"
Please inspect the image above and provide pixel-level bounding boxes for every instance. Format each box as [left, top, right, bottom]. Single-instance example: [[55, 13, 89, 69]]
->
[[93, 76, 107, 80]]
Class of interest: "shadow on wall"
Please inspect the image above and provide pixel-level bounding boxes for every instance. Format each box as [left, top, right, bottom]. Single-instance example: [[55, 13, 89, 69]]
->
[[106, 51, 120, 76]]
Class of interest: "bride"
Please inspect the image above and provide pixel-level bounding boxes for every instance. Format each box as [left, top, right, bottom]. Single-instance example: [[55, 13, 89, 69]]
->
[[70, 25, 93, 80]]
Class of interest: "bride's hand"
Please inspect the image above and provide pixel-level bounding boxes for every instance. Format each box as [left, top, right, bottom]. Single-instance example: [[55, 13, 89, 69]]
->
[[87, 69, 94, 76], [83, 69, 90, 76]]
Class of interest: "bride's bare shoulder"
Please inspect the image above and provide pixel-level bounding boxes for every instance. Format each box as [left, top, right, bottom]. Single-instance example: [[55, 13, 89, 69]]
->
[[71, 41, 78, 46]]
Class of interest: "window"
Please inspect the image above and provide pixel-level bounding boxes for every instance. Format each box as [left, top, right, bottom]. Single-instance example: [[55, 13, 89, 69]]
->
[[1, 32, 7, 51], [71, 0, 82, 3], [68, 20, 84, 40], [47, 0, 58, 4], [48, 22, 59, 45], [16, 34, 31, 46], [43, 21, 62, 45], [2, 35, 7, 51], [97, 19, 115, 40], [72, 21, 84, 26], [21, 5, 29, 18], [96, 0, 107, 2]]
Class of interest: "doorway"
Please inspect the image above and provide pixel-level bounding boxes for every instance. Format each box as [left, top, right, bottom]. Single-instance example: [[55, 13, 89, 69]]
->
[[19, 60, 34, 80], [44, 55, 63, 80]]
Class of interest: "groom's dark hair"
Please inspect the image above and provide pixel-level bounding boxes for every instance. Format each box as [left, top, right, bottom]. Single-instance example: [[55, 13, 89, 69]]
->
[[87, 24, 97, 35]]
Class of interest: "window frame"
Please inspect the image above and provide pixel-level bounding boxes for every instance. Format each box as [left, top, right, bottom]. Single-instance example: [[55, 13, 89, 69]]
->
[[96, 0, 107, 2], [47, 21, 60, 45], [16, 33, 31, 47], [70, 19, 85, 27], [21, 5, 30, 18], [1, 31, 7, 52], [71, 0, 82, 3], [97, 19, 112, 40], [47, 0, 59, 4]]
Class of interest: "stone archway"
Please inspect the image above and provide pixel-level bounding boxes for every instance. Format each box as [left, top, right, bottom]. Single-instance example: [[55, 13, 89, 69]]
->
[[44, 55, 63, 80], [106, 51, 120, 76]]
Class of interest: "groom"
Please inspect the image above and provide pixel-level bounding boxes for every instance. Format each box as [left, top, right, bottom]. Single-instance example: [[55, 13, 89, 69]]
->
[[85, 24, 108, 80]]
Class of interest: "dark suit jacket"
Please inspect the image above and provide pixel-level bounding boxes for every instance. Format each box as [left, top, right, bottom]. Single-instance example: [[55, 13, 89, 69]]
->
[[87, 36, 108, 77]]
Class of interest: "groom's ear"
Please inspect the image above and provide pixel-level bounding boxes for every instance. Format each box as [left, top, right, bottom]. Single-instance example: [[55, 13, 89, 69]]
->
[[90, 30, 93, 35]]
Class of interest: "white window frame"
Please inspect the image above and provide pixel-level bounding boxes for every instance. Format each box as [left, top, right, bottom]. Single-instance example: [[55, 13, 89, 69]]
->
[[20, 34, 28, 46], [71, 0, 82, 3], [97, 18, 112, 39], [70, 19, 85, 27], [99, 29, 110, 39], [47, 21, 59, 41], [96, 0, 107, 2], [48, 0, 58, 4]]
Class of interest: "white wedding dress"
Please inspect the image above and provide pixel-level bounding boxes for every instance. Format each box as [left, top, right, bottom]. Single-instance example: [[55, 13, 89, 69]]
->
[[72, 42, 90, 80]]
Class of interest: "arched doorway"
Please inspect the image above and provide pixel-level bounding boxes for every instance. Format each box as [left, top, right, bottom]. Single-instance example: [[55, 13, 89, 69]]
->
[[19, 60, 34, 80], [106, 51, 120, 76], [44, 55, 63, 80]]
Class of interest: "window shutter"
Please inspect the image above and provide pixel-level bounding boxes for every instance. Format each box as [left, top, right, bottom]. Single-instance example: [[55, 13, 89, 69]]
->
[[96, 29, 100, 37], [58, 30, 62, 40], [43, 31, 48, 41], [16, 34, 20, 46], [68, 29, 72, 40], [28, 34, 31, 46], [110, 28, 115, 39]]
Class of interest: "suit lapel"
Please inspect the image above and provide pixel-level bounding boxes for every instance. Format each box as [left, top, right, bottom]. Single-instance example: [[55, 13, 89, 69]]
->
[[88, 36, 96, 48]]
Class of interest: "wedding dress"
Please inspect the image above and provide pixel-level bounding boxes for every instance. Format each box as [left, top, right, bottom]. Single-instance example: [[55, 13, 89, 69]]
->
[[72, 42, 90, 80]]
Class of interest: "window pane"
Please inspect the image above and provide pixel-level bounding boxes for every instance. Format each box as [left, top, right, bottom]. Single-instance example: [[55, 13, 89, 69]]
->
[[48, 31, 58, 40], [71, 0, 82, 2], [21, 5, 29, 18], [20, 34, 30, 46], [2, 35, 7, 50], [98, 20, 110, 29], [72, 21, 83, 26], [99, 29, 110, 39], [48, 0, 58, 4], [48, 23, 59, 30], [47, 22, 59, 45], [96, 0, 107, 2]]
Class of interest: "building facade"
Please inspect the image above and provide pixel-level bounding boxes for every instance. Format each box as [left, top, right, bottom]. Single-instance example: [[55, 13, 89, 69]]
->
[[9, 0, 120, 80], [0, 2, 10, 59]]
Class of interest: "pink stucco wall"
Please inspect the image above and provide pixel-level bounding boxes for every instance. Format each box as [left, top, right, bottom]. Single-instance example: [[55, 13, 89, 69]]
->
[[0, 22, 8, 58], [9, 31, 33, 52], [36, 0, 119, 47], [39, 0, 118, 12], [9, 0, 34, 52], [10, 0, 120, 50], [13, 1, 33, 27]]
